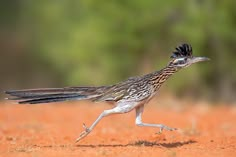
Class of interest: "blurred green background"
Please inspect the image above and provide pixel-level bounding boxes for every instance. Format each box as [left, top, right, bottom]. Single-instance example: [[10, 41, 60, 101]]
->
[[1, 0, 236, 103]]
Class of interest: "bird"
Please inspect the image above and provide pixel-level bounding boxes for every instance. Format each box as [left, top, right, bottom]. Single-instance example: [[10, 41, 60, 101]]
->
[[5, 43, 209, 143]]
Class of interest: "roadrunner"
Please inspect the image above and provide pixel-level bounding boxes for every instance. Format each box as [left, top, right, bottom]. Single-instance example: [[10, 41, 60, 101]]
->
[[5, 43, 209, 142]]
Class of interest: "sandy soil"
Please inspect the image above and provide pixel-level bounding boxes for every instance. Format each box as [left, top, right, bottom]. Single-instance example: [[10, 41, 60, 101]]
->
[[0, 100, 235, 157]]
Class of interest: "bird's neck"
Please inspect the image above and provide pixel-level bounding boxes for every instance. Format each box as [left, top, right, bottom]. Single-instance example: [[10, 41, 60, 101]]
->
[[151, 65, 180, 91]]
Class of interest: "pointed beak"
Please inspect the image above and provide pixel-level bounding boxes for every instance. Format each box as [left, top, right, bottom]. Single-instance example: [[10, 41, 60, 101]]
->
[[189, 57, 210, 64]]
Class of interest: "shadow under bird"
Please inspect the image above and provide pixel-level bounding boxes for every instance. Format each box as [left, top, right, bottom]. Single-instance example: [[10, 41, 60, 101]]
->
[[5, 43, 209, 142]]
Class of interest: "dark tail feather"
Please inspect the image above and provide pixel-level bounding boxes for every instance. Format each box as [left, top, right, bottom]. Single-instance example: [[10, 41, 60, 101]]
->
[[18, 95, 87, 104], [7, 93, 82, 100], [4, 86, 107, 104]]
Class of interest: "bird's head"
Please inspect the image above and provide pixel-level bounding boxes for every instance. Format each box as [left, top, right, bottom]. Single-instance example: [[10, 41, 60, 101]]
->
[[168, 43, 210, 68]]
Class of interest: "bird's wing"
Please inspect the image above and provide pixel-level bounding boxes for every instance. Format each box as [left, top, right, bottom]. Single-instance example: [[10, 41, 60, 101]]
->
[[95, 87, 128, 102], [95, 76, 151, 102]]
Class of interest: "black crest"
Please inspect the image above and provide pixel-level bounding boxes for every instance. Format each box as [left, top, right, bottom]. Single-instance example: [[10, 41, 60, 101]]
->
[[171, 43, 193, 58]]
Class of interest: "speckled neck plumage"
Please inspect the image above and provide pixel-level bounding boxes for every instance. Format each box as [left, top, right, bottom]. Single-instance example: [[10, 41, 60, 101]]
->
[[149, 64, 179, 92]]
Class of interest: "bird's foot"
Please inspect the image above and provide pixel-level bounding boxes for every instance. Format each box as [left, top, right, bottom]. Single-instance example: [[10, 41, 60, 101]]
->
[[75, 123, 91, 143], [156, 125, 177, 134]]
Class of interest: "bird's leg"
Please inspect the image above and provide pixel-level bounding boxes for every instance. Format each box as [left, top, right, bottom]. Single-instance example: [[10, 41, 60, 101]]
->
[[135, 105, 177, 134], [76, 105, 133, 143], [76, 110, 109, 143]]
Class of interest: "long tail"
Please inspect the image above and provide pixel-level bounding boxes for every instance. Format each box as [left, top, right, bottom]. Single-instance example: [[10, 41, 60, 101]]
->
[[5, 86, 110, 104]]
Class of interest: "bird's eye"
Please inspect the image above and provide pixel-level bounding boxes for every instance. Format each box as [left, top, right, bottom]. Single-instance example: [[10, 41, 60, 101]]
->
[[179, 60, 185, 64], [172, 58, 187, 65], [179, 58, 187, 64]]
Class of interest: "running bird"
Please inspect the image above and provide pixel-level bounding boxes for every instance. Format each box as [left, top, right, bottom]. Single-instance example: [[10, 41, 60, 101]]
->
[[5, 43, 209, 142]]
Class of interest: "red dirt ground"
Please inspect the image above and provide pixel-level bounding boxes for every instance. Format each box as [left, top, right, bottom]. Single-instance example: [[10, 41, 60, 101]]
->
[[0, 99, 235, 157]]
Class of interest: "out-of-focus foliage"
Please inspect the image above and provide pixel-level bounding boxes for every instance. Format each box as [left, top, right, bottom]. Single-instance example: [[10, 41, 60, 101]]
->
[[1, 0, 236, 102]]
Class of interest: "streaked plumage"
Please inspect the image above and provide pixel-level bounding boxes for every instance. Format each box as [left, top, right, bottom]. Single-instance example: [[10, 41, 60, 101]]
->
[[5, 43, 209, 142]]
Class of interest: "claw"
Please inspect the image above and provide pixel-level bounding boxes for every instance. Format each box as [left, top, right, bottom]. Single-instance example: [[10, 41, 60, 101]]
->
[[171, 128, 178, 131], [156, 127, 164, 134], [75, 123, 91, 143], [156, 126, 177, 134], [82, 123, 89, 132]]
